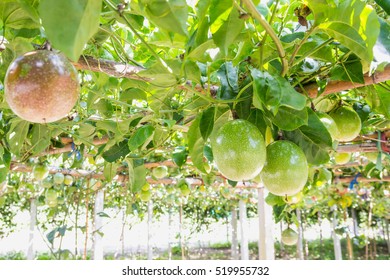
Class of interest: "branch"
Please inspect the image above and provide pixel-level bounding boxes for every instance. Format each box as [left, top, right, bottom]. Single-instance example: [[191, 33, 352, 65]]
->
[[334, 176, 390, 183], [304, 65, 390, 98], [241, 0, 288, 76], [73, 55, 149, 81], [73, 55, 390, 100]]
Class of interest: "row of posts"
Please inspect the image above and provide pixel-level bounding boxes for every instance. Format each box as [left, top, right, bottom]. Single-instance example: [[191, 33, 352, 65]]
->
[[27, 184, 345, 260]]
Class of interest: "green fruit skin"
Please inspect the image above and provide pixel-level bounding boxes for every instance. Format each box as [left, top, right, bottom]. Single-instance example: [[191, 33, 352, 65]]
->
[[211, 119, 266, 181], [45, 189, 57, 201], [63, 175, 73, 185], [329, 107, 361, 142], [153, 166, 168, 179], [317, 112, 339, 140], [53, 173, 65, 184], [261, 141, 308, 196], [140, 190, 151, 201], [334, 152, 351, 164], [281, 228, 298, 246], [33, 165, 50, 181]]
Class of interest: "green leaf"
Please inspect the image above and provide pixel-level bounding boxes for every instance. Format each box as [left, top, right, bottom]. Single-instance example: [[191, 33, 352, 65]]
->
[[120, 88, 148, 102], [251, 69, 306, 114], [0, 147, 11, 183], [375, 0, 390, 15], [77, 123, 96, 144], [30, 124, 51, 155], [132, 164, 146, 193], [273, 107, 308, 131], [367, 85, 390, 118], [187, 116, 206, 173], [372, 18, 390, 70], [216, 61, 238, 100], [140, 0, 188, 36], [308, 0, 380, 63], [199, 107, 215, 141], [138, 61, 179, 87], [187, 40, 215, 63], [265, 193, 285, 206], [97, 212, 110, 218], [319, 22, 371, 62], [128, 125, 155, 151], [330, 56, 364, 84], [6, 119, 29, 157], [210, 1, 244, 55], [241, 109, 267, 136], [0, 1, 40, 29], [284, 108, 332, 165], [102, 140, 130, 163], [103, 161, 119, 182], [172, 146, 187, 167], [46, 225, 67, 245], [39, 0, 102, 61]]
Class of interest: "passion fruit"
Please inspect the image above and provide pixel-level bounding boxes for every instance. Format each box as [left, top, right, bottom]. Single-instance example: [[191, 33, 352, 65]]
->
[[329, 106, 361, 142], [211, 119, 266, 181], [281, 228, 299, 246], [260, 141, 308, 196], [4, 50, 79, 123]]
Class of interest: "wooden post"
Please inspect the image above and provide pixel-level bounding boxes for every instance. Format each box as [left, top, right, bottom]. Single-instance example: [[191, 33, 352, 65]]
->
[[231, 207, 239, 260], [257, 187, 275, 260], [92, 189, 104, 260], [147, 200, 153, 260], [296, 209, 304, 260], [332, 206, 343, 260], [27, 198, 37, 260], [239, 199, 249, 260]]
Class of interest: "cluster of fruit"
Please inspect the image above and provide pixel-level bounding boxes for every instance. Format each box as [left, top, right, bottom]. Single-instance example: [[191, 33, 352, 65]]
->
[[33, 164, 74, 208], [211, 106, 361, 197]]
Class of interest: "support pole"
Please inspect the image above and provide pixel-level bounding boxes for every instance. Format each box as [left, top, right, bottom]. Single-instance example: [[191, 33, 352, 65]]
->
[[352, 208, 359, 236], [239, 199, 249, 260], [27, 198, 37, 260], [296, 209, 304, 260], [332, 206, 343, 260], [168, 210, 173, 260], [231, 208, 239, 260], [257, 187, 275, 260], [93, 189, 104, 260], [147, 200, 153, 260]]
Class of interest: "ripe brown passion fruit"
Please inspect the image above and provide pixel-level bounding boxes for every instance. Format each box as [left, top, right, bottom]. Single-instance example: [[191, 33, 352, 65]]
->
[[4, 50, 79, 123]]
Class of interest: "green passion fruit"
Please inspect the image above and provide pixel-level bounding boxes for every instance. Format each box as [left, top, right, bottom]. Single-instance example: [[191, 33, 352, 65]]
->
[[281, 228, 299, 246], [4, 50, 79, 123], [33, 164, 50, 181], [152, 166, 168, 179], [260, 141, 308, 196], [211, 119, 266, 181], [329, 106, 361, 142], [317, 112, 339, 140], [334, 152, 351, 165], [53, 172, 65, 185]]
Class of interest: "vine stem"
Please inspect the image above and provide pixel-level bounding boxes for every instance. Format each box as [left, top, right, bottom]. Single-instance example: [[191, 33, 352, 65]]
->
[[104, 0, 171, 72], [288, 27, 316, 66], [241, 0, 288, 76]]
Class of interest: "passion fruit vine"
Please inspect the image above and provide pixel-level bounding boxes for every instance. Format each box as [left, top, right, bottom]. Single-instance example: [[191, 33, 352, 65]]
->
[[4, 50, 79, 123]]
